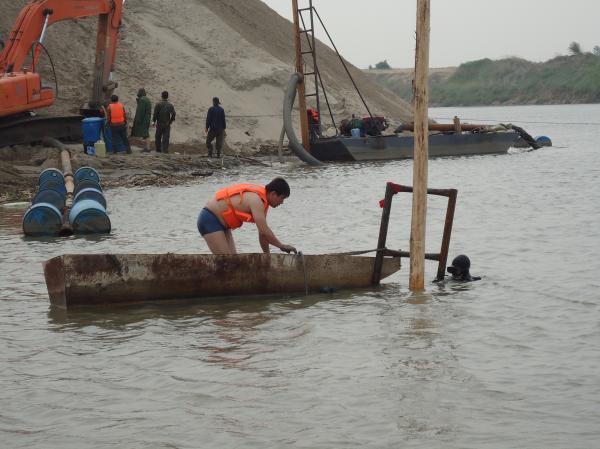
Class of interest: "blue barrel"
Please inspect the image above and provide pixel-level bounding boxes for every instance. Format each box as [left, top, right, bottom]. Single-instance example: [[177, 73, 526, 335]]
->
[[40, 178, 68, 196], [73, 187, 107, 209], [38, 168, 65, 187], [535, 135, 552, 147], [74, 179, 102, 196], [22, 202, 63, 236], [69, 199, 111, 234], [82, 117, 105, 144], [74, 166, 101, 184], [32, 189, 66, 210]]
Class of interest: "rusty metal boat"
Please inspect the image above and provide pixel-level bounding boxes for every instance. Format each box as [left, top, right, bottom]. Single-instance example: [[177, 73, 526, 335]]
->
[[43, 253, 401, 309]]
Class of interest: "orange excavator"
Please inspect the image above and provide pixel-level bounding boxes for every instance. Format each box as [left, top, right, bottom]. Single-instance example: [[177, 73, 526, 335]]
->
[[0, 0, 123, 146]]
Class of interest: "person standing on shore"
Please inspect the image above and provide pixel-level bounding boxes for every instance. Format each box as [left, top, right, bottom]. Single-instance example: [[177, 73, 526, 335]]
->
[[205, 96, 226, 158], [152, 91, 176, 153], [106, 94, 131, 154], [130, 88, 152, 152]]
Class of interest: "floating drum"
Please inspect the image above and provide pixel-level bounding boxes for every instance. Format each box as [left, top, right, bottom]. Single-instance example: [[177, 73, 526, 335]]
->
[[74, 166, 101, 185], [40, 178, 67, 196], [22, 202, 63, 236], [535, 135, 552, 147], [38, 168, 65, 187], [73, 187, 107, 209], [32, 189, 66, 210], [69, 199, 111, 234], [73, 178, 102, 196]]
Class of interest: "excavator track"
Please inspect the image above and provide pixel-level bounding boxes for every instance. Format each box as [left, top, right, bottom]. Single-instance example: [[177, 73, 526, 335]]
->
[[0, 114, 83, 147]]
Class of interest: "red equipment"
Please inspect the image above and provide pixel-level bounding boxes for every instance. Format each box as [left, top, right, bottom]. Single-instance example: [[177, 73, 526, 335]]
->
[[0, 0, 123, 118]]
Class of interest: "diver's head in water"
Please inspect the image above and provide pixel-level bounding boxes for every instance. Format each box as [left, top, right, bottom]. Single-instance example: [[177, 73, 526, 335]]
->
[[447, 254, 479, 281]]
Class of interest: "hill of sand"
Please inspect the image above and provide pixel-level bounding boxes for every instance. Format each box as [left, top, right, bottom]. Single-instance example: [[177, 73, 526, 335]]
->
[[1, 0, 412, 144]]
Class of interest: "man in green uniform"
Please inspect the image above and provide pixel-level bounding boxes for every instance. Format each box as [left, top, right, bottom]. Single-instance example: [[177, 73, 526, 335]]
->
[[130, 88, 151, 152], [152, 91, 176, 153]]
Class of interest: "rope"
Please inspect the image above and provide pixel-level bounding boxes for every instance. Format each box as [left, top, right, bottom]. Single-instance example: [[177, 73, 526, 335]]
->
[[327, 248, 387, 256], [431, 116, 600, 126], [298, 251, 309, 296]]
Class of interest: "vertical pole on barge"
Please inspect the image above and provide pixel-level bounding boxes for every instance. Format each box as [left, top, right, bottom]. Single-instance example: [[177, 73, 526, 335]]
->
[[409, 0, 430, 290], [292, 0, 311, 152]]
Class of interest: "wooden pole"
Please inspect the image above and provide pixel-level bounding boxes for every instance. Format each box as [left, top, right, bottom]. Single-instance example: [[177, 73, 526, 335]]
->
[[409, 0, 430, 290], [291, 0, 311, 152]]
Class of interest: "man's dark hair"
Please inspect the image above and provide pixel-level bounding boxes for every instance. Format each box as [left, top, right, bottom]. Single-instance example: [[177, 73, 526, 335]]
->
[[110, 94, 118, 102], [266, 177, 290, 197], [161, 91, 169, 99]]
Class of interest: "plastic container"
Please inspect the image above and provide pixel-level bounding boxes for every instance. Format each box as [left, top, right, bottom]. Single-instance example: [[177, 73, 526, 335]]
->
[[94, 140, 107, 157], [68, 199, 111, 234], [74, 166, 101, 185], [40, 178, 67, 196], [74, 179, 102, 196], [82, 117, 105, 144], [32, 189, 66, 210], [73, 187, 107, 209], [22, 202, 63, 236], [38, 168, 65, 187], [351, 128, 361, 138]]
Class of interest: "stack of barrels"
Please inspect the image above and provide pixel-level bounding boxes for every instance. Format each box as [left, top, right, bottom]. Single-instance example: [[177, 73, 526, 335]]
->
[[22, 167, 111, 236]]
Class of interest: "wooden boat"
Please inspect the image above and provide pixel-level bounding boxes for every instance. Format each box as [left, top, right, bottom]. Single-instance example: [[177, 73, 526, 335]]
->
[[309, 129, 520, 162], [43, 253, 401, 309]]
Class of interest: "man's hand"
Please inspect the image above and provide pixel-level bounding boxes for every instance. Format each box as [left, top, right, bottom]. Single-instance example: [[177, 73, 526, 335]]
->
[[280, 244, 297, 254]]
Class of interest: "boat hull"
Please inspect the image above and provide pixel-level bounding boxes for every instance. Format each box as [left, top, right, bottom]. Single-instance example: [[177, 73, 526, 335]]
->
[[310, 130, 520, 161], [43, 253, 401, 309]]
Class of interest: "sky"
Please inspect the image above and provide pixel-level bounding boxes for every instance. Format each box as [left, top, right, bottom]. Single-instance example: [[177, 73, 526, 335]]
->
[[261, 0, 600, 68]]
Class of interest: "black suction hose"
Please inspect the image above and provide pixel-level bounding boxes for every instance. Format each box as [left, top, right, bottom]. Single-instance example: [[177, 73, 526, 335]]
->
[[283, 73, 325, 166]]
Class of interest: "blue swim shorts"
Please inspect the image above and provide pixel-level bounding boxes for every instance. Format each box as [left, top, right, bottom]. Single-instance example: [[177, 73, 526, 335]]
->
[[197, 207, 226, 236]]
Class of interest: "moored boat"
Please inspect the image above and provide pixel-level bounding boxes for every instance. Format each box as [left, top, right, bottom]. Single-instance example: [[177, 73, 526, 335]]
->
[[43, 253, 401, 309]]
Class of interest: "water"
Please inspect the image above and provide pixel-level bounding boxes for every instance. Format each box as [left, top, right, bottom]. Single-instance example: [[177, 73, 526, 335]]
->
[[1, 104, 599, 448]]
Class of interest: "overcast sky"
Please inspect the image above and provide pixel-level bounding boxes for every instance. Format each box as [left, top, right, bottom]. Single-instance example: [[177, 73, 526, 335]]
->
[[261, 0, 600, 68]]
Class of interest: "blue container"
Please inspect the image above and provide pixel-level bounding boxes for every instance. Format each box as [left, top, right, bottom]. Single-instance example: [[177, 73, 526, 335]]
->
[[32, 189, 66, 210], [74, 179, 102, 196], [535, 135, 552, 147], [40, 178, 67, 196], [82, 117, 105, 144], [103, 124, 113, 153], [351, 128, 361, 138], [73, 187, 106, 209], [38, 168, 65, 187], [74, 166, 101, 185], [22, 202, 63, 236], [69, 199, 111, 234]]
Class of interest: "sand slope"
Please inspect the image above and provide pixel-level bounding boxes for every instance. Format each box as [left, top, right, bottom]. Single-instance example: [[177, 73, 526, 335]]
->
[[1, 0, 412, 143]]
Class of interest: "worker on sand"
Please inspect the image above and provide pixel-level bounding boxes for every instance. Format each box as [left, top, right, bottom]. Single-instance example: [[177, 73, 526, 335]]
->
[[447, 254, 481, 282], [205, 96, 226, 158], [106, 94, 131, 154], [130, 88, 152, 152], [152, 90, 176, 153], [197, 177, 297, 255]]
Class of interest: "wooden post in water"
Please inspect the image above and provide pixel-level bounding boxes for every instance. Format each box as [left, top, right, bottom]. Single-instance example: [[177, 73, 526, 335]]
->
[[292, 0, 311, 152], [409, 0, 430, 290]]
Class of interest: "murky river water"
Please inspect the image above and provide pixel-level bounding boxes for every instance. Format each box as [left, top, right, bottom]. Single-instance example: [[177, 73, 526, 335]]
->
[[1, 104, 599, 448]]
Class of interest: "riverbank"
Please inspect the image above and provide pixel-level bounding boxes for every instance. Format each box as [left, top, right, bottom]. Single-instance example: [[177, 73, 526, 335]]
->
[[0, 140, 285, 204]]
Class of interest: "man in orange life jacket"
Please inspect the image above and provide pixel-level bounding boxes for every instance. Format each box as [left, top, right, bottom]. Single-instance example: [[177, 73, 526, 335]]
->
[[106, 94, 131, 154], [197, 177, 297, 255]]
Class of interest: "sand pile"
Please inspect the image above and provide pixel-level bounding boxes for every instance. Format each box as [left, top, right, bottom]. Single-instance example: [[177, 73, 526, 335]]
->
[[1, 0, 412, 144]]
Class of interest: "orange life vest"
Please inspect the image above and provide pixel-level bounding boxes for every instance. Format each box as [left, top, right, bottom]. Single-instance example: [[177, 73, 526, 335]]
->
[[214, 183, 269, 229], [108, 102, 126, 125], [307, 108, 319, 124]]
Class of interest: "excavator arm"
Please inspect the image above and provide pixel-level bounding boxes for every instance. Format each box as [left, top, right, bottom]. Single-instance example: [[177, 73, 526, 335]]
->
[[0, 0, 123, 117]]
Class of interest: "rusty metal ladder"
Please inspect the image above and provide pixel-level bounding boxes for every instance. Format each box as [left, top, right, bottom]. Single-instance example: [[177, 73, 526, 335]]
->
[[371, 182, 458, 284]]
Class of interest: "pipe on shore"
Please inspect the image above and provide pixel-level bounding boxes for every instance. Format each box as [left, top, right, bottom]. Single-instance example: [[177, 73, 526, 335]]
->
[[282, 73, 324, 166]]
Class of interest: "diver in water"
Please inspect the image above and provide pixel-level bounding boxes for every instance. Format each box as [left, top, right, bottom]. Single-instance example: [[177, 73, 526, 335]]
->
[[447, 254, 481, 282]]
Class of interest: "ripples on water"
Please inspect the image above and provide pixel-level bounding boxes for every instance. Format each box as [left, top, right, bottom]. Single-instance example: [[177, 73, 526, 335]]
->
[[1, 105, 599, 448]]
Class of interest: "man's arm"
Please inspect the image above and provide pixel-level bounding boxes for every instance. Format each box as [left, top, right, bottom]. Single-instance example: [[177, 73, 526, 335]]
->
[[152, 103, 159, 124], [205, 108, 212, 132], [247, 194, 295, 254], [169, 104, 176, 124]]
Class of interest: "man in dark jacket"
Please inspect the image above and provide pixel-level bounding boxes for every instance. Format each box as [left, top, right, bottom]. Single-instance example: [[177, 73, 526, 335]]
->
[[205, 96, 226, 158], [152, 90, 176, 153]]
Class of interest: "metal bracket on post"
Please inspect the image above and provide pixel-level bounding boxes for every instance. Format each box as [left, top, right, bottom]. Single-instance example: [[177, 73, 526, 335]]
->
[[371, 183, 458, 285]]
